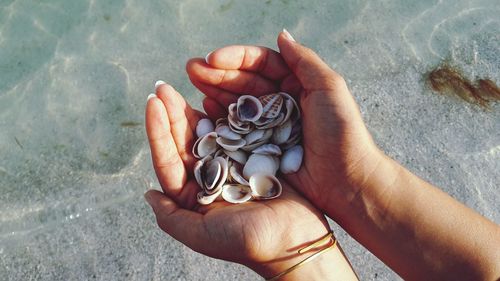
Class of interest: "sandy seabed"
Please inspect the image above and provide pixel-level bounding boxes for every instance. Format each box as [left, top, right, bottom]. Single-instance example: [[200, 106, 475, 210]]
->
[[0, 0, 498, 280]]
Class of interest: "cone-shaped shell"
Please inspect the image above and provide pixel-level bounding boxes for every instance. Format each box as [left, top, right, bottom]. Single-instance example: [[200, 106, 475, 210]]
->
[[221, 184, 252, 204], [249, 173, 282, 200], [196, 118, 215, 138], [237, 95, 263, 122]]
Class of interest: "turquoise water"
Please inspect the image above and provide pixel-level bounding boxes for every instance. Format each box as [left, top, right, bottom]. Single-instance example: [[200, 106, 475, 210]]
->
[[0, 0, 498, 280]]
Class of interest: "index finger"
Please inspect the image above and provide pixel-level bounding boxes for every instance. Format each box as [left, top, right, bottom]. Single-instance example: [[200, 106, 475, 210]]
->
[[205, 45, 291, 81]]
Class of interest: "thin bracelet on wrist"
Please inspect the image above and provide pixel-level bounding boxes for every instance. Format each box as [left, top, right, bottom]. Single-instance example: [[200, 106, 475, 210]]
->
[[266, 232, 337, 281]]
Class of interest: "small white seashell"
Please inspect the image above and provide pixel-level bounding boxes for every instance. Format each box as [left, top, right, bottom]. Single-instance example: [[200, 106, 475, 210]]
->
[[224, 149, 247, 165], [252, 144, 282, 156], [237, 95, 263, 122], [221, 184, 252, 204], [216, 118, 227, 126], [249, 173, 282, 200], [243, 154, 278, 179], [229, 165, 249, 185], [192, 132, 218, 159], [215, 124, 241, 140], [196, 118, 215, 138], [194, 156, 228, 195], [271, 119, 292, 145], [197, 189, 222, 205], [216, 137, 246, 152], [280, 145, 303, 174], [193, 156, 211, 188], [203, 158, 222, 191], [241, 139, 267, 152], [255, 113, 285, 129], [244, 129, 265, 145], [281, 122, 302, 150], [279, 92, 300, 125]]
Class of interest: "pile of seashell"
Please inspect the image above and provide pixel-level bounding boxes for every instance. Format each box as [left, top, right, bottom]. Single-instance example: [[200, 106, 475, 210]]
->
[[193, 92, 303, 205]]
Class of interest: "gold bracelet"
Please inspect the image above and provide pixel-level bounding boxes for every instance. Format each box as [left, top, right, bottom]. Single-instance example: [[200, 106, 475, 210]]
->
[[266, 232, 337, 281]]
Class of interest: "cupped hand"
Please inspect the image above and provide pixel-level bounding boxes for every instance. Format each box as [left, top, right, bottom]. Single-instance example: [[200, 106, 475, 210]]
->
[[144, 83, 332, 277], [186, 31, 385, 219]]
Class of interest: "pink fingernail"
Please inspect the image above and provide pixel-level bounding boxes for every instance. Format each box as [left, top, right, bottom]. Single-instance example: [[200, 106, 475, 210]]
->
[[282, 29, 296, 42]]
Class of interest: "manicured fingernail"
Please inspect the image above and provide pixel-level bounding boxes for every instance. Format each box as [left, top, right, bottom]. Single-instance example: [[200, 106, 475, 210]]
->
[[205, 51, 213, 64], [155, 80, 166, 89], [147, 93, 157, 101], [282, 29, 296, 42]]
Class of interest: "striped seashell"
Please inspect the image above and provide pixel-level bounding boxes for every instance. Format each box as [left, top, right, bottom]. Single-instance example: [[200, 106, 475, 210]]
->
[[259, 94, 283, 119]]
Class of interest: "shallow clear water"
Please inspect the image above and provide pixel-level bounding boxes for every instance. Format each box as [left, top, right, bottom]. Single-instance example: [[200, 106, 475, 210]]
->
[[0, 0, 498, 280]]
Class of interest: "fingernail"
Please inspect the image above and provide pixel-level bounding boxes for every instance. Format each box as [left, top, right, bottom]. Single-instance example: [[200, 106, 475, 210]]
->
[[147, 93, 157, 101], [144, 192, 153, 206], [282, 29, 296, 42], [205, 51, 213, 64], [155, 80, 166, 89]]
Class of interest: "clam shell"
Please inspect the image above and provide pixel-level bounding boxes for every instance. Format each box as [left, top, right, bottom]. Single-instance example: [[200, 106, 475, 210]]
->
[[271, 119, 292, 145], [241, 139, 267, 152], [229, 165, 249, 185], [209, 156, 229, 192], [243, 154, 278, 179], [280, 145, 303, 174], [196, 118, 215, 138], [194, 156, 228, 195], [203, 158, 222, 191], [216, 137, 246, 152], [280, 92, 300, 125], [281, 122, 302, 150], [224, 149, 247, 165], [216, 124, 241, 140], [192, 132, 218, 159], [194, 156, 211, 188], [255, 113, 285, 129], [237, 95, 263, 122], [259, 94, 283, 119], [197, 189, 222, 205], [249, 173, 282, 200], [244, 129, 272, 145], [216, 118, 227, 126], [221, 184, 252, 204], [252, 144, 282, 156]]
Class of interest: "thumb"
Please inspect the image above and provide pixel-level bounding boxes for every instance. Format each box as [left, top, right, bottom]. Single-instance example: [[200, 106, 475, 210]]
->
[[277, 30, 345, 94], [144, 190, 207, 253]]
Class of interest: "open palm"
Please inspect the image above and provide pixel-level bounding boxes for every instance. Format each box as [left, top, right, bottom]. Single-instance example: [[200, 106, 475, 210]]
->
[[186, 33, 381, 216], [145, 82, 331, 275]]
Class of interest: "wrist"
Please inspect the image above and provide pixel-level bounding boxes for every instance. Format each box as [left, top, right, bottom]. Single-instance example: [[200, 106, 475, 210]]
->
[[325, 148, 403, 231], [250, 238, 358, 281]]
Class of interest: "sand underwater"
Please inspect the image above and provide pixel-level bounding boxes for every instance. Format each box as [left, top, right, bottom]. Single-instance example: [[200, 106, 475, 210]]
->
[[0, 0, 499, 280]]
